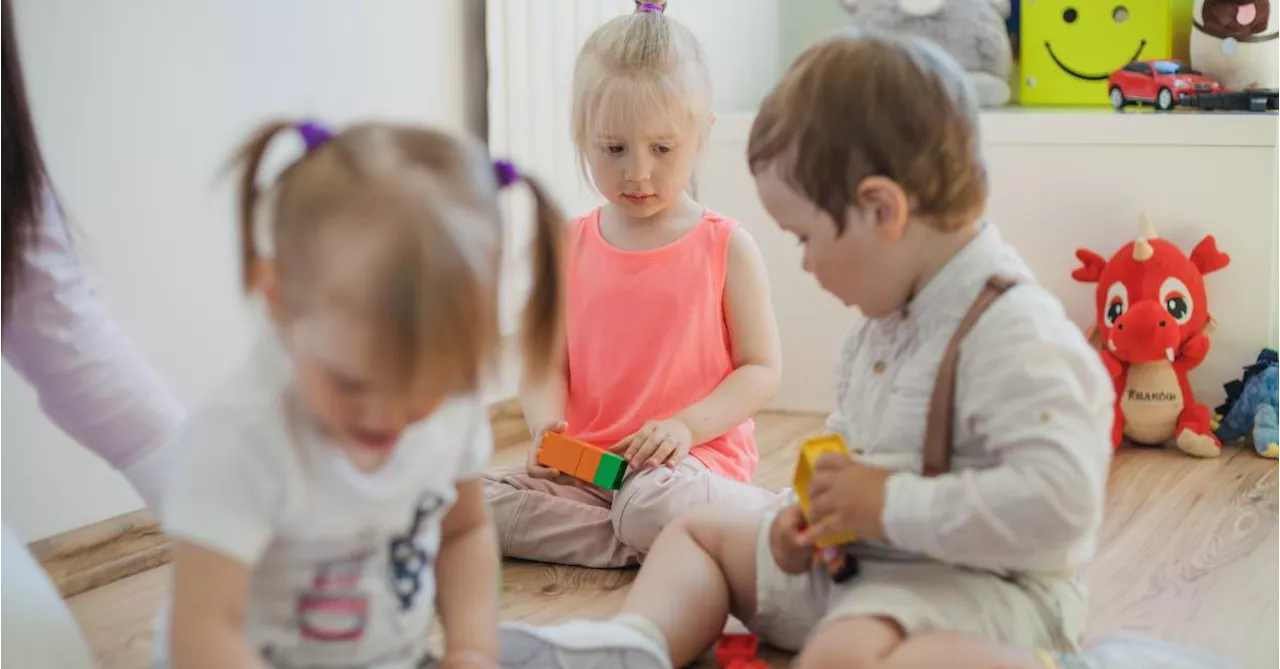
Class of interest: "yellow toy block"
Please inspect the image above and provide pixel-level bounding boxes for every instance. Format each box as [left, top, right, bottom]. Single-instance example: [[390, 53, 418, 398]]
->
[[1021, 0, 1176, 106], [792, 434, 858, 548]]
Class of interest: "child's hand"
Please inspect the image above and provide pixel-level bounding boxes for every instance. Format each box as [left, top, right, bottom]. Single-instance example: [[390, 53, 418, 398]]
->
[[441, 650, 501, 669], [612, 418, 693, 470], [800, 453, 891, 546], [526, 421, 568, 480], [769, 504, 814, 574]]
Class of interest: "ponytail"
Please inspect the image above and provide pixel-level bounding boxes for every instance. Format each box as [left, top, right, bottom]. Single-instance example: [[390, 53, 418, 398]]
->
[[517, 176, 565, 381], [229, 121, 294, 293], [228, 120, 334, 294]]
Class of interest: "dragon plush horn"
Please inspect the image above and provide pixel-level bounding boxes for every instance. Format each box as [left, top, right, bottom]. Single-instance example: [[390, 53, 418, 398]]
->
[[1133, 213, 1156, 261], [1133, 237, 1154, 261]]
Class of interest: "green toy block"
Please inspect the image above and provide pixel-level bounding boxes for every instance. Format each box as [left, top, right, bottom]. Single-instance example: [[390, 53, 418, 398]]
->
[[591, 452, 627, 490]]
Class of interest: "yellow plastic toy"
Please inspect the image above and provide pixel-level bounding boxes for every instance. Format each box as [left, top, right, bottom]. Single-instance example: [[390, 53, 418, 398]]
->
[[793, 434, 859, 547], [793, 434, 861, 582], [1021, 0, 1176, 106]]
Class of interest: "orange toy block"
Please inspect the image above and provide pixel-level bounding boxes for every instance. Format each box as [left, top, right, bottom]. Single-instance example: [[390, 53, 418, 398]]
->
[[574, 446, 604, 481], [536, 432, 628, 490], [537, 432, 583, 473]]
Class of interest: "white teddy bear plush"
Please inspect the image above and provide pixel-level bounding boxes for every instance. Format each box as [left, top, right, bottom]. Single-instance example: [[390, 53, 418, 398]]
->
[[839, 0, 1014, 107], [1190, 0, 1278, 91]]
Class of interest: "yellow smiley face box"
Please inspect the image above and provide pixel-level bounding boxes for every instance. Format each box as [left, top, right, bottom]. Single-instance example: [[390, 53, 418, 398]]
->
[[1020, 0, 1178, 106]]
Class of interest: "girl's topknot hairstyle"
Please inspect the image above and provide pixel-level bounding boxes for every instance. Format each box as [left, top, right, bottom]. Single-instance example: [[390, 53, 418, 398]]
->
[[570, 0, 712, 182]]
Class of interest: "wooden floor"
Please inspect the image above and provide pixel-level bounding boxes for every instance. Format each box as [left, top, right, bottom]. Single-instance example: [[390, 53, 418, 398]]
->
[[67, 411, 1278, 668]]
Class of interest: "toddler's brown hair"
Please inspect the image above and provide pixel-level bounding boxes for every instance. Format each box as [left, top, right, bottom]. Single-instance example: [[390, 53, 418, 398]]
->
[[748, 30, 988, 232], [232, 121, 564, 394]]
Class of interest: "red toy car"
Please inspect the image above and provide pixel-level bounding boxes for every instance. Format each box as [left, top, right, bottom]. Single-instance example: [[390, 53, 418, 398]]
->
[[1108, 59, 1222, 111]]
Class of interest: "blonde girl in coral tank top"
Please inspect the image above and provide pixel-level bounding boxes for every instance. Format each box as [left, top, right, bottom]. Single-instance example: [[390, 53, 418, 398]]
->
[[482, 0, 782, 568]]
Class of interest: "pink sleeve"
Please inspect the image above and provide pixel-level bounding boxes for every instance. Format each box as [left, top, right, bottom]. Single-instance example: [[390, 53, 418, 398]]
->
[[2, 194, 183, 509]]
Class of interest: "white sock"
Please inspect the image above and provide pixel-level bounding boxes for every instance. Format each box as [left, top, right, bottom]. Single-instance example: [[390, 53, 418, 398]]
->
[[611, 613, 671, 656]]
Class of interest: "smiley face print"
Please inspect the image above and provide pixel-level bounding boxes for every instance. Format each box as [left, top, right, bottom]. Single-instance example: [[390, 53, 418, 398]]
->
[[1022, 1, 1176, 105]]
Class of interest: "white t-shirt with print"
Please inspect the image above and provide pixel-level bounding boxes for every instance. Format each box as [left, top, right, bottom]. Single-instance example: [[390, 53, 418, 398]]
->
[[154, 325, 492, 669]]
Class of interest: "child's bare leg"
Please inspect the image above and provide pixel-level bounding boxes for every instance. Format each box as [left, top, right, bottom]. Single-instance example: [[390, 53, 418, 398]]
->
[[498, 506, 766, 669], [615, 506, 764, 665]]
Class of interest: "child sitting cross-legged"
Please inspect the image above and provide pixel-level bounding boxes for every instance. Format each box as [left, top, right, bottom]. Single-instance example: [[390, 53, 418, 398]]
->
[[482, 0, 783, 569]]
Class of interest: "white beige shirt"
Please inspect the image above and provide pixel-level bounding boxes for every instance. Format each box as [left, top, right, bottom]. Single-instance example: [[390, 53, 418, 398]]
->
[[157, 320, 492, 668], [2, 193, 183, 509], [829, 224, 1114, 573]]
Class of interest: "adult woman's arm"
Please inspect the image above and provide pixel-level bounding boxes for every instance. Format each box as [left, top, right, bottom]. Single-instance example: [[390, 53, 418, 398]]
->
[[2, 193, 184, 510]]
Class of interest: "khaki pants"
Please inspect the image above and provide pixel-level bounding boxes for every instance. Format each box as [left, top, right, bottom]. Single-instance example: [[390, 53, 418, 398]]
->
[[747, 508, 1088, 654], [483, 457, 779, 567]]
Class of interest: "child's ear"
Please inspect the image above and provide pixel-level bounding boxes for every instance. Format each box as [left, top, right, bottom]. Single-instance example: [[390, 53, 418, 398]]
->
[[855, 176, 911, 242]]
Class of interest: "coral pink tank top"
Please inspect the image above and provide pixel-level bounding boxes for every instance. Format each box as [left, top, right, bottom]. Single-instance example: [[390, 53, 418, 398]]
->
[[563, 208, 757, 483]]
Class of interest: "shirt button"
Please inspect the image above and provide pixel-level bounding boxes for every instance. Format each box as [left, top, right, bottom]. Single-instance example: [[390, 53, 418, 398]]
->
[[873, 361, 887, 374]]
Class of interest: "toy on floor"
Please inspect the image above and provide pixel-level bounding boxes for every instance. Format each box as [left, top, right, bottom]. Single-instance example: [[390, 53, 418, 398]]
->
[[838, 0, 1014, 107], [1214, 349, 1279, 458], [536, 432, 627, 490], [1072, 214, 1231, 457], [793, 434, 860, 583], [715, 633, 761, 668]]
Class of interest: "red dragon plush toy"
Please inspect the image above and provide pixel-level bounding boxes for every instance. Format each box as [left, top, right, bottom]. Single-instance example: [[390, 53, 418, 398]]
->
[[1072, 215, 1230, 458]]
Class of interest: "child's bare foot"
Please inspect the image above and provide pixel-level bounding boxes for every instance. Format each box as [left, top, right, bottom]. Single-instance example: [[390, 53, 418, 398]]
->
[[498, 616, 671, 669]]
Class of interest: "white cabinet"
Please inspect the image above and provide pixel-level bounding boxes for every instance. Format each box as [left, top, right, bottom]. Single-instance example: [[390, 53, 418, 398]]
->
[[699, 110, 1278, 412]]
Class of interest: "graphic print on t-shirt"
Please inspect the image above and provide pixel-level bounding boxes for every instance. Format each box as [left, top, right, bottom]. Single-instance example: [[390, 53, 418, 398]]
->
[[388, 492, 446, 611], [296, 549, 375, 642]]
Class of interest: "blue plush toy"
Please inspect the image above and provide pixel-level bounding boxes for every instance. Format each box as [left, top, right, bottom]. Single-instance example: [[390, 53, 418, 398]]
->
[[1215, 349, 1278, 458]]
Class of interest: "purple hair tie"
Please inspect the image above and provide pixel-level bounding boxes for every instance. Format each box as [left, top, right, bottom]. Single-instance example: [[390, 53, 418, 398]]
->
[[493, 159, 520, 189], [295, 121, 333, 152], [637, 2, 664, 14]]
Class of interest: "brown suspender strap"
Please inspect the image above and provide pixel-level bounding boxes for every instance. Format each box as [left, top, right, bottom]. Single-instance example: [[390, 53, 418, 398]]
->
[[921, 275, 1019, 478]]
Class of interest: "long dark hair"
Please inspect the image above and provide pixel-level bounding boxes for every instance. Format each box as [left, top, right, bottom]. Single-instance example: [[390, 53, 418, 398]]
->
[[2, 0, 50, 319]]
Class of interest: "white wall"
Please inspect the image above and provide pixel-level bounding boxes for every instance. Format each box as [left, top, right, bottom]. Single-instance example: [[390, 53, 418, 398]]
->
[[2, 0, 480, 542], [778, 0, 849, 71]]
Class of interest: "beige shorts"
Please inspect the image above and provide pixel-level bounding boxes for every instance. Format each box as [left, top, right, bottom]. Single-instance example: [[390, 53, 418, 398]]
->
[[745, 509, 1088, 654]]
